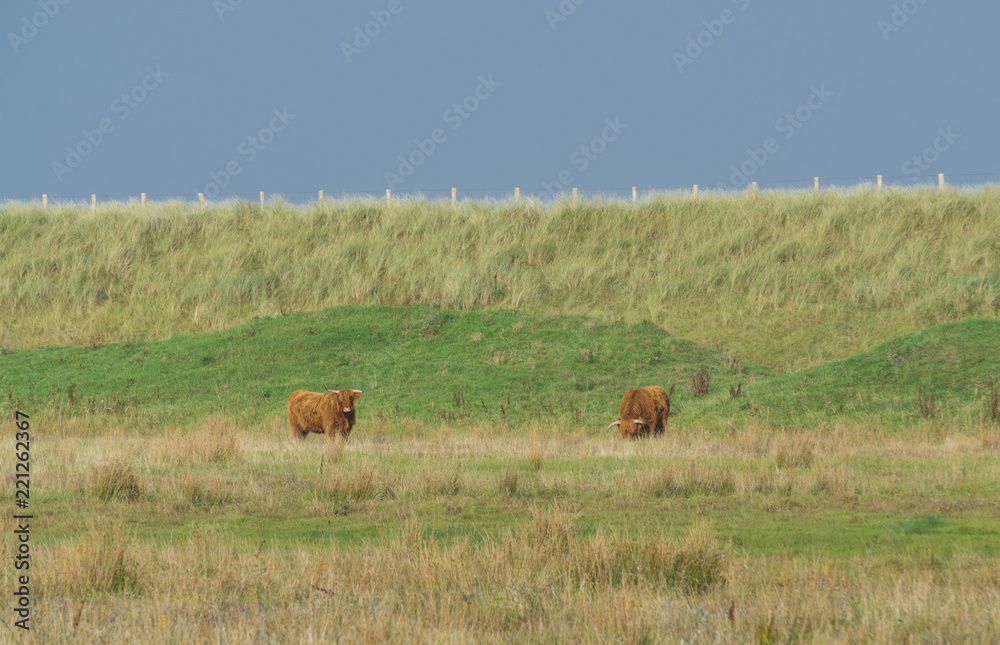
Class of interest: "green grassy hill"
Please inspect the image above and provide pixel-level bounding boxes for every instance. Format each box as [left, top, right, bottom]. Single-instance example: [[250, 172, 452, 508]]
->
[[2, 187, 998, 370], [0, 305, 765, 430], [738, 318, 1000, 427], [3, 304, 997, 431]]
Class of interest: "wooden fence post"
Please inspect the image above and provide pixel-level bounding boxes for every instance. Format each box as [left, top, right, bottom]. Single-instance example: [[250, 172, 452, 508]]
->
[[693, 184, 699, 198], [42, 194, 48, 209], [751, 182, 757, 197], [141, 192, 146, 207], [877, 175, 882, 193], [91, 194, 96, 212], [199, 193, 205, 210], [572, 187, 578, 205], [515, 187, 520, 204], [814, 177, 819, 194], [632, 187, 637, 203], [939, 173, 945, 191], [452, 187, 457, 206], [260, 191, 265, 209], [319, 190, 324, 205], [386, 189, 391, 205]]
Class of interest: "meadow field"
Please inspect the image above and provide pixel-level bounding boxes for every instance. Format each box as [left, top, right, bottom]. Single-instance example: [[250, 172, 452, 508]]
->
[[2, 188, 999, 643]]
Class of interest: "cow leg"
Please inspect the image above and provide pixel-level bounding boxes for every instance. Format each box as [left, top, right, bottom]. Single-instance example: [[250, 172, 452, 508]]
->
[[289, 416, 307, 440]]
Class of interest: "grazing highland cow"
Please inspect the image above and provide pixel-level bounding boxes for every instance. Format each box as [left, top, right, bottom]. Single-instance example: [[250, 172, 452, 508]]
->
[[287, 388, 364, 442], [606, 385, 674, 440]]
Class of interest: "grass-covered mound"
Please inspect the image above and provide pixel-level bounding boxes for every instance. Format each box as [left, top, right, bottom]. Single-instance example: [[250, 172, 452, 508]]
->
[[4, 304, 998, 431], [737, 319, 1000, 427], [0, 305, 765, 428]]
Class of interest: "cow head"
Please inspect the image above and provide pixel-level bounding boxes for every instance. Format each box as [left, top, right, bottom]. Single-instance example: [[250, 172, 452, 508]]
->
[[605, 418, 646, 438], [327, 388, 363, 414]]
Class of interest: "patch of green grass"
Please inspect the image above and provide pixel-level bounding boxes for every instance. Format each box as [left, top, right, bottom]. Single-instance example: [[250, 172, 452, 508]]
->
[[0, 304, 767, 429], [6, 304, 998, 430], [737, 318, 1000, 426]]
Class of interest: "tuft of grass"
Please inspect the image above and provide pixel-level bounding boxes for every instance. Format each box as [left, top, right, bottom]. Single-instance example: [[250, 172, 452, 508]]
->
[[63, 523, 145, 595], [773, 435, 815, 468], [173, 472, 238, 509], [314, 463, 393, 504], [90, 458, 145, 502], [569, 522, 729, 593], [422, 462, 464, 497], [692, 369, 712, 397], [754, 615, 779, 645], [524, 506, 572, 553], [499, 465, 521, 497], [527, 444, 545, 472], [918, 386, 936, 419], [642, 462, 737, 497], [811, 458, 858, 499]]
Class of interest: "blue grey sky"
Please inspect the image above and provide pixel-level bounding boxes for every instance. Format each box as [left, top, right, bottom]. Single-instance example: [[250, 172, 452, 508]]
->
[[2, 0, 997, 202]]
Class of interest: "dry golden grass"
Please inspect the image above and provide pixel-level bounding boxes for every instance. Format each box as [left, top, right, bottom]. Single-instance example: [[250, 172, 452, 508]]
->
[[89, 458, 145, 502], [22, 523, 1000, 644], [5, 414, 999, 643], [773, 433, 816, 468], [58, 522, 145, 596]]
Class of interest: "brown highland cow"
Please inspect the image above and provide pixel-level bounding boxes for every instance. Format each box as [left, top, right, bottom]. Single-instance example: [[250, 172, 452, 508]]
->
[[606, 385, 674, 440], [288, 388, 363, 441]]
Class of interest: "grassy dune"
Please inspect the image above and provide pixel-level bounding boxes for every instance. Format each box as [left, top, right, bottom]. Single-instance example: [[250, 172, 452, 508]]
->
[[3, 187, 999, 369]]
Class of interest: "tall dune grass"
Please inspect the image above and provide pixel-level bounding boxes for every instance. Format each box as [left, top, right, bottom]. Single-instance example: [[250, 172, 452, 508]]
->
[[3, 187, 998, 367]]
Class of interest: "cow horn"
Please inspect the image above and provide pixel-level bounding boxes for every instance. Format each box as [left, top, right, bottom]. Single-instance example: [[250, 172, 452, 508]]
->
[[633, 419, 646, 426], [605, 420, 621, 432], [326, 385, 338, 393], [353, 389, 363, 394]]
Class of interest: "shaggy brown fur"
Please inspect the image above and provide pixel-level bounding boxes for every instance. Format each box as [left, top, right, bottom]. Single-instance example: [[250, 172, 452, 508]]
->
[[288, 389, 363, 441], [607, 385, 674, 440]]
